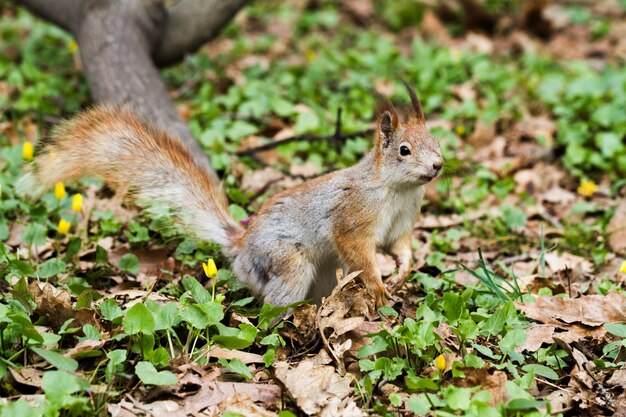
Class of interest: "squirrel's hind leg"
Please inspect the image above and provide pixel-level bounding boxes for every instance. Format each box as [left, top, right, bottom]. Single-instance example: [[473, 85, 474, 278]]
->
[[260, 257, 316, 307], [234, 246, 317, 308]]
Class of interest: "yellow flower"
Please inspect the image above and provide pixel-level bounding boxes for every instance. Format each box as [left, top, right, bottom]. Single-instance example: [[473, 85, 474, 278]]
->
[[577, 179, 598, 197], [455, 125, 466, 136], [305, 49, 317, 62], [435, 354, 446, 371], [68, 40, 78, 54], [71, 193, 83, 212], [22, 141, 34, 161], [57, 219, 71, 235], [54, 182, 66, 200], [203, 258, 218, 278], [620, 260, 626, 274]]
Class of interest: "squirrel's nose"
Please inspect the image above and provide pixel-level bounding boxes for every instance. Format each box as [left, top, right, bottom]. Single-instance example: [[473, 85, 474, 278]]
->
[[433, 159, 443, 170]]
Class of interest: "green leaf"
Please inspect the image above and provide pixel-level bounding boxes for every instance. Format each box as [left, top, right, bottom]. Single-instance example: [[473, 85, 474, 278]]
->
[[226, 120, 257, 141], [106, 349, 127, 382], [263, 348, 276, 367], [135, 361, 178, 385], [21, 223, 47, 246], [182, 276, 211, 304], [294, 110, 320, 134], [482, 302, 515, 336], [595, 132, 623, 158], [155, 302, 181, 330], [228, 204, 248, 222], [42, 370, 90, 404], [123, 303, 155, 335], [119, 253, 140, 275], [31, 347, 78, 372], [100, 299, 123, 322], [212, 323, 258, 350], [443, 292, 464, 324], [8, 311, 43, 343], [446, 386, 472, 411], [146, 346, 170, 367], [218, 358, 252, 380], [258, 304, 288, 331], [407, 394, 432, 415], [501, 204, 527, 230], [356, 335, 388, 358], [37, 259, 66, 278], [179, 301, 223, 329], [82, 324, 100, 341], [464, 354, 485, 368], [522, 364, 558, 380], [605, 323, 626, 338], [499, 329, 528, 354]]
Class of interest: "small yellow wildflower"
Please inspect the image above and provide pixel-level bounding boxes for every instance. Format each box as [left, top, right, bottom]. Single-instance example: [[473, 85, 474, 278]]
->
[[620, 260, 626, 274], [57, 219, 71, 235], [71, 193, 83, 212], [435, 354, 446, 371], [68, 40, 78, 54], [305, 49, 317, 62], [455, 125, 466, 136], [54, 182, 66, 200], [22, 142, 34, 161], [577, 179, 598, 197], [203, 258, 218, 278]]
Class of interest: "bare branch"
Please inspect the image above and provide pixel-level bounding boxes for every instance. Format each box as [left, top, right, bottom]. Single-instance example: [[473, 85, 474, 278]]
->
[[153, 0, 249, 67], [236, 129, 374, 157], [17, 0, 86, 33]]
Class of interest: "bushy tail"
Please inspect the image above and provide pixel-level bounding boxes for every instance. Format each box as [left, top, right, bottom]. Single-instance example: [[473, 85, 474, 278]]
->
[[18, 106, 243, 256]]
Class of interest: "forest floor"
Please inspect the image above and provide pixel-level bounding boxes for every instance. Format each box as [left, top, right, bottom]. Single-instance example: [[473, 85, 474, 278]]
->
[[1, 1, 626, 416]]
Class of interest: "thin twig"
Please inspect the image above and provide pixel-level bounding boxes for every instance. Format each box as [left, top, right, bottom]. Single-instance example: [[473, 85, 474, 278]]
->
[[235, 115, 373, 157], [236, 129, 373, 156]]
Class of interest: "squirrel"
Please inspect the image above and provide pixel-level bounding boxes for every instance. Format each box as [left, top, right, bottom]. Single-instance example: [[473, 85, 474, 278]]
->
[[18, 83, 443, 308]]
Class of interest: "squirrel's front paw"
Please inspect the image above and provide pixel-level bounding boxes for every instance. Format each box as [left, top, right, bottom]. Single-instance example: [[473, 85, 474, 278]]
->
[[365, 280, 390, 308]]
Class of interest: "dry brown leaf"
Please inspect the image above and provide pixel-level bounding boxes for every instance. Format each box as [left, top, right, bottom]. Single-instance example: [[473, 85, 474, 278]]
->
[[20, 280, 104, 332], [240, 167, 285, 196], [543, 251, 593, 275], [64, 339, 106, 358], [290, 161, 322, 178], [467, 120, 496, 149], [454, 368, 509, 406], [219, 393, 278, 417], [608, 199, 626, 254], [274, 358, 354, 416], [317, 270, 373, 373], [206, 346, 264, 364], [343, 0, 373, 21], [129, 367, 281, 417], [606, 369, 626, 387], [516, 323, 607, 352], [9, 366, 43, 388], [108, 245, 175, 277], [100, 289, 176, 309], [282, 303, 318, 345], [515, 292, 626, 327]]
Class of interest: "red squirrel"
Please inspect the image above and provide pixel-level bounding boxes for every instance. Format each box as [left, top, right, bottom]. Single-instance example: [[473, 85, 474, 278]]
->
[[19, 84, 443, 308]]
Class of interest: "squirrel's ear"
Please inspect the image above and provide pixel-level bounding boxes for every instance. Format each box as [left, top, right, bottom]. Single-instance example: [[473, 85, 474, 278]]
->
[[402, 80, 425, 124], [378, 109, 398, 149]]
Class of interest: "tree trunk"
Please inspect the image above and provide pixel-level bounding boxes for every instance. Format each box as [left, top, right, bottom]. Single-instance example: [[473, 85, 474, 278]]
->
[[17, 0, 249, 184]]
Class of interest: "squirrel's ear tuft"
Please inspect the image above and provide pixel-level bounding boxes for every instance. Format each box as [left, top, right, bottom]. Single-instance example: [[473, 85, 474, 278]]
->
[[401, 80, 425, 124], [378, 110, 398, 149]]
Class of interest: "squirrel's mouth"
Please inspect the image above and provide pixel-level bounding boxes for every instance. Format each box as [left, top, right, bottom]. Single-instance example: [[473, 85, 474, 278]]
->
[[420, 169, 442, 183]]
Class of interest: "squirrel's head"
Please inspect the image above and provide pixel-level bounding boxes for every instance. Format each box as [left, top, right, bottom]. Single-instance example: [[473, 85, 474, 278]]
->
[[374, 83, 443, 186]]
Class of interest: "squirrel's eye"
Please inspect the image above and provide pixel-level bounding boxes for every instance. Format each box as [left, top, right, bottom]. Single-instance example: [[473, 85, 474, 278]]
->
[[400, 145, 411, 156]]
